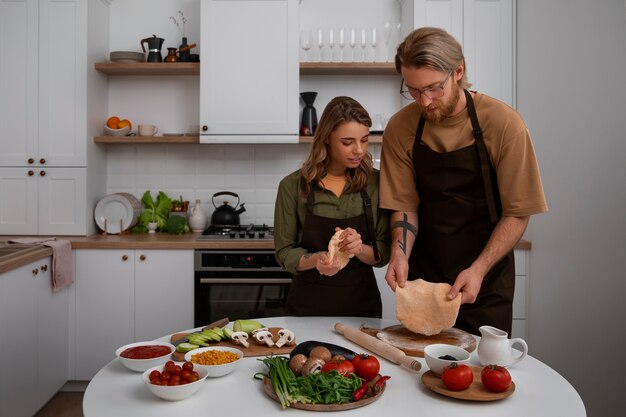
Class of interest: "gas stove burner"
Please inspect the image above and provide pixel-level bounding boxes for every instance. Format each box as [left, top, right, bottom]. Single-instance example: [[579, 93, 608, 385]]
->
[[198, 223, 274, 240]]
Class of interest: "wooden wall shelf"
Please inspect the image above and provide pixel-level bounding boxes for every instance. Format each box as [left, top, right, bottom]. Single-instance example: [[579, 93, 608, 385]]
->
[[94, 62, 397, 76], [94, 135, 383, 144], [94, 62, 200, 76]]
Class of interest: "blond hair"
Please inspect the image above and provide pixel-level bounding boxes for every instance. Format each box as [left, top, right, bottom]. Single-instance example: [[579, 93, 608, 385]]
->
[[395, 27, 471, 89], [300, 96, 372, 196]]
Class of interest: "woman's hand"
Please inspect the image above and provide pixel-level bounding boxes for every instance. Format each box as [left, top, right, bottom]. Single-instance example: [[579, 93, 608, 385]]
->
[[316, 251, 342, 276], [337, 227, 363, 257]]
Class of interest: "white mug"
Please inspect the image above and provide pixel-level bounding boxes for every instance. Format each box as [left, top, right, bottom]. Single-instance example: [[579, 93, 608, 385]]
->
[[138, 125, 158, 136]]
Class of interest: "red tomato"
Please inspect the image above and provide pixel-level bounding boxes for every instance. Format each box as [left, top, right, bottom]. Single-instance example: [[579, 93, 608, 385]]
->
[[481, 365, 512, 392], [322, 359, 355, 376], [352, 354, 380, 381], [441, 363, 474, 391], [182, 361, 194, 372], [149, 370, 161, 381]]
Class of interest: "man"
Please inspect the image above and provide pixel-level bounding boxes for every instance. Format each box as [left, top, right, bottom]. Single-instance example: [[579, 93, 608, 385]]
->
[[380, 27, 547, 335]]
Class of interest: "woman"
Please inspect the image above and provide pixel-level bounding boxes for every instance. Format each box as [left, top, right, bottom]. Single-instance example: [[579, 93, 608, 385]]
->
[[274, 96, 390, 318]]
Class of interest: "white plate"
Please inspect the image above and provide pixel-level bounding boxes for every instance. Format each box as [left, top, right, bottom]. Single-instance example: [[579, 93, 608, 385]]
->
[[94, 193, 141, 234]]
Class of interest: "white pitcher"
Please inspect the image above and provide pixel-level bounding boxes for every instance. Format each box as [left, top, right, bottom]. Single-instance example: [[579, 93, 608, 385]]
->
[[188, 199, 207, 232], [477, 325, 528, 367]]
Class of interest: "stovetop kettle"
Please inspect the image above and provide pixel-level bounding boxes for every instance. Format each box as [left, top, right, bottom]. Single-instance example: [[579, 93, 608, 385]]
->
[[140, 35, 165, 62]]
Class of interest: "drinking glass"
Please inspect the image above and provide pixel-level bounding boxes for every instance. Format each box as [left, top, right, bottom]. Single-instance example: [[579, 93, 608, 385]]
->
[[328, 28, 336, 62], [338, 28, 346, 62], [300, 29, 313, 62], [359, 28, 367, 62], [371, 27, 378, 62], [383, 21, 393, 62], [348, 28, 356, 63], [316, 28, 325, 62]]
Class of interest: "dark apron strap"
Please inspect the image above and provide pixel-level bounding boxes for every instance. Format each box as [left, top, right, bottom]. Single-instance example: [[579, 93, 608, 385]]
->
[[359, 189, 380, 261], [464, 90, 499, 223]]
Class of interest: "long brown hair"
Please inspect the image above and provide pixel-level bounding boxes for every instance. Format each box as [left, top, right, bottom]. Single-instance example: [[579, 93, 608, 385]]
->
[[300, 96, 373, 196]]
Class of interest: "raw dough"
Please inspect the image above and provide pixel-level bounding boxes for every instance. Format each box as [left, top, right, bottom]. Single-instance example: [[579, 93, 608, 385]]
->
[[396, 279, 461, 336], [327, 228, 354, 270]]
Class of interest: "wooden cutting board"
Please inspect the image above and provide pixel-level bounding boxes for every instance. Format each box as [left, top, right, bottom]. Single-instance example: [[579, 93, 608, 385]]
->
[[170, 327, 295, 362], [360, 324, 476, 358]]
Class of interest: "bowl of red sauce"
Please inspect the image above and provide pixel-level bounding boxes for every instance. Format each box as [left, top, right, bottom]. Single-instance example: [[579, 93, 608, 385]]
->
[[115, 341, 175, 372]]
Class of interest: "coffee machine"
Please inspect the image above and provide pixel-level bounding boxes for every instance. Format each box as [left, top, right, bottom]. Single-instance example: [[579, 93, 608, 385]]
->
[[300, 92, 318, 136], [140, 35, 165, 63]]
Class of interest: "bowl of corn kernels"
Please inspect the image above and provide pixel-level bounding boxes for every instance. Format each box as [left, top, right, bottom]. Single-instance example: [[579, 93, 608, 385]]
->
[[184, 346, 243, 377]]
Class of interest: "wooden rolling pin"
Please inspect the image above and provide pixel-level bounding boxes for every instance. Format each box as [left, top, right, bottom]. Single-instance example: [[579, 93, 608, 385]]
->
[[335, 322, 421, 372]]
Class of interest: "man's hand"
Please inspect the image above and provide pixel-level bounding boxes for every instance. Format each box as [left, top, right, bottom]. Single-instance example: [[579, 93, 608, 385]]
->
[[448, 266, 484, 304], [385, 256, 410, 291]]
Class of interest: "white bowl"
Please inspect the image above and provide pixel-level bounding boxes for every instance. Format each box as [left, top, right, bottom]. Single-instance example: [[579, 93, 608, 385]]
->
[[103, 124, 131, 136], [424, 343, 472, 376], [142, 364, 208, 401], [115, 341, 175, 372], [184, 346, 243, 377]]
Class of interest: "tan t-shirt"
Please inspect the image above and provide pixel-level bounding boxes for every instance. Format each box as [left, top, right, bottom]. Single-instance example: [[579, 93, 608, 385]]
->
[[380, 92, 548, 217]]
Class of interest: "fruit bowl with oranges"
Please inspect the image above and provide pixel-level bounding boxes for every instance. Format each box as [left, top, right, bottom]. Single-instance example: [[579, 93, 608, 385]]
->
[[104, 116, 132, 136]]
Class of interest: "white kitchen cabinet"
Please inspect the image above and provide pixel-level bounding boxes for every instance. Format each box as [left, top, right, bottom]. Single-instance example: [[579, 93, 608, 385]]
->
[[134, 250, 194, 341], [375, 248, 529, 339], [0, 256, 68, 417], [0, 0, 108, 235], [0, 167, 87, 235], [200, 0, 299, 143], [74, 249, 194, 380]]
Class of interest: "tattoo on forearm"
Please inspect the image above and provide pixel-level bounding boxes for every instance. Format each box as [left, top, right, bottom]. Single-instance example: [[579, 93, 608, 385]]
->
[[391, 213, 417, 255]]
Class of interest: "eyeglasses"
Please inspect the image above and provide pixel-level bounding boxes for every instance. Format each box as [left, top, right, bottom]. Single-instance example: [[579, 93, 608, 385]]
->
[[399, 71, 453, 101]]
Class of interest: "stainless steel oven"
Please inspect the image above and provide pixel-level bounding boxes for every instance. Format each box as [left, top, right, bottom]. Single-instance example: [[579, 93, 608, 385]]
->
[[194, 227, 292, 326]]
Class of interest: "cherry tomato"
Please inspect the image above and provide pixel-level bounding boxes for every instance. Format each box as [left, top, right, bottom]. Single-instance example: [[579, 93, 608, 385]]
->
[[441, 363, 474, 391], [322, 359, 355, 376], [352, 354, 380, 381], [161, 371, 171, 381], [164, 360, 175, 370], [182, 361, 194, 372], [180, 370, 192, 382], [481, 365, 512, 392], [171, 365, 182, 375], [149, 370, 161, 381]]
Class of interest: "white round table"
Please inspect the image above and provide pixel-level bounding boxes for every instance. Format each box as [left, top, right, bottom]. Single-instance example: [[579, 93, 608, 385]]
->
[[84, 316, 586, 417]]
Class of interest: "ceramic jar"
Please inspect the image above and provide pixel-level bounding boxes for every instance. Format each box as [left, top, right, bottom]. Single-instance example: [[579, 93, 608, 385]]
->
[[188, 200, 207, 232]]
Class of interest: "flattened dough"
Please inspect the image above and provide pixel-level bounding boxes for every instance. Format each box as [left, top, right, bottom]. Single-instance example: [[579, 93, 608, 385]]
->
[[327, 228, 354, 270], [396, 279, 462, 336]]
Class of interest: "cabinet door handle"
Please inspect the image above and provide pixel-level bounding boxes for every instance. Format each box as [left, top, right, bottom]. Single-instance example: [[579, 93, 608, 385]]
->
[[40, 158, 46, 164], [28, 158, 35, 164], [122, 255, 128, 261], [39, 170, 46, 177], [202, 125, 208, 132], [41, 265, 48, 272], [139, 254, 146, 261], [32, 268, 39, 275], [28, 170, 35, 177]]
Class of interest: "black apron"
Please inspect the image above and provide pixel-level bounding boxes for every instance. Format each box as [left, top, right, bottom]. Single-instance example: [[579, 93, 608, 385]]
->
[[409, 90, 515, 335], [284, 187, 382, 318]]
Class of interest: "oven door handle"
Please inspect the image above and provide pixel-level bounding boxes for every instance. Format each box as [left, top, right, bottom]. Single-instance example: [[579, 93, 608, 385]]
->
[[199, 278, 292, 284]]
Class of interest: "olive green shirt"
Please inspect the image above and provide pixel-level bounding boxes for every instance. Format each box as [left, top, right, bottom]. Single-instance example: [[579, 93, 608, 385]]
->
[[274, 169, 390, 275]]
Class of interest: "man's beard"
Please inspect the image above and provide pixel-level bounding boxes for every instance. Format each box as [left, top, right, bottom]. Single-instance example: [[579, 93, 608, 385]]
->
[[419, 85, 461, 123]]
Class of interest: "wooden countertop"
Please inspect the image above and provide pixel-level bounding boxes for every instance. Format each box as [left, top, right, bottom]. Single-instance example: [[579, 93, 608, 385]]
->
[[0, 233, 530, 274]]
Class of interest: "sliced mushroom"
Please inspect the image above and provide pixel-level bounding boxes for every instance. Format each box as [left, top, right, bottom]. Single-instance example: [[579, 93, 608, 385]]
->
[[275, 328, 295, 348], [253, 329, 275, 347], [289, 354, 308, 375], [301, 357, 325, 375], [231, 331, 250, 348]]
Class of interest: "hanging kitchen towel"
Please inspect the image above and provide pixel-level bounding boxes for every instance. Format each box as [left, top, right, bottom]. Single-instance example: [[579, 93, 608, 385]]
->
[[8, 237, 74, 292]]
